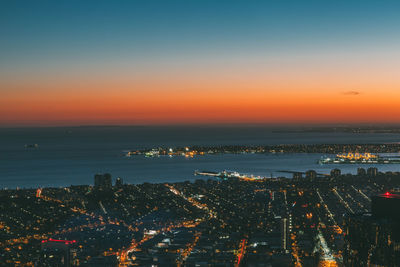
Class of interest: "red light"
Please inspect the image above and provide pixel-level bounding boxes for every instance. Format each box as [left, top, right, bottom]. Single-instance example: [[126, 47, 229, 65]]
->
[[385, 192, 390, 195]]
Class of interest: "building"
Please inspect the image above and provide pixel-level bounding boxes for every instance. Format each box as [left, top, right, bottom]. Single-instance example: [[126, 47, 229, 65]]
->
[[115, 177, 123, 187], [39, 239, 77, 267], [371, 193, 400, 221], [86, 255, 118, 266], [330, 169, 341, 178], [94, 173, 112, 189], [292, 172, 303, 180], [357, 167, 367, 176], [367, 167, 378, 177], [343, 193, 400, 266], [305, 170, 317, 180]]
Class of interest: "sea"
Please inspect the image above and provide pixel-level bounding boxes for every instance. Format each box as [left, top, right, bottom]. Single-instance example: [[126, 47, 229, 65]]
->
[[1, 126, 400, 189]]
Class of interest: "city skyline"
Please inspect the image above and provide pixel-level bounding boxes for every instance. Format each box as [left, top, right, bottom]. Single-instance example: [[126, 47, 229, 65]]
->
[[2, 0, 400, 126]]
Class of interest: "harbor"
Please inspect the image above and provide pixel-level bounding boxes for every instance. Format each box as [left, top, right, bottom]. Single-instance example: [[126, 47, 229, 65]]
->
[[194, 170, 269, 181], [319, 153, 400, 164]]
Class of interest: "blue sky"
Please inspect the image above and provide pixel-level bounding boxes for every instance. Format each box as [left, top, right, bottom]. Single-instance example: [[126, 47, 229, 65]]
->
[[1, 0, 400, 69]]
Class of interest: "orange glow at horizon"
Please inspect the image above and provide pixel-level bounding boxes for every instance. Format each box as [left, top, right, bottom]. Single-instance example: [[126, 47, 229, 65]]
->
[[2, 66, 400, 126]]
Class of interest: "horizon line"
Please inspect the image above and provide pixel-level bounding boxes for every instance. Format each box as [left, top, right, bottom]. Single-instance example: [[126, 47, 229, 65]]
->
[[2, 122, 400, 129]]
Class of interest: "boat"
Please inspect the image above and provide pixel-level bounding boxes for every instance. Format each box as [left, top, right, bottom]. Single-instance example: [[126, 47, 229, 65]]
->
[[24, 144, 39, 149]]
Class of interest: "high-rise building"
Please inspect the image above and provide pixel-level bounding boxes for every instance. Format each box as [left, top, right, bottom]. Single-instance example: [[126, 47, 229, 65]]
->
[[367, 167, 378, 177], [39, 239, 77, 267], [94, 173, 112, 189], [343, 193, 400, 266], [115, 177, 123, 187], [292, 172, 303, 180], [305, 170, 317, 180], [371, 193, 400, 221], [357, 167, 367, 176], [330, 168, 341, 178]]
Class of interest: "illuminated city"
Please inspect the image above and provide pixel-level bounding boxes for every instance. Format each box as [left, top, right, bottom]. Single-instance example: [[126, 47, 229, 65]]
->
[[1, 168, 400, 266], [2, 0, 400, 266]]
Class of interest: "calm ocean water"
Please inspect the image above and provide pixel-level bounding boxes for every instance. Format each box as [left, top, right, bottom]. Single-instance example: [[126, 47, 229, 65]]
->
[[1, 126, 400, 189]]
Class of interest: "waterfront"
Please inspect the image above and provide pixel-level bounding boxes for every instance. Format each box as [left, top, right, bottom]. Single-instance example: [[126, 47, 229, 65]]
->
[[2, 126, 400, 188]]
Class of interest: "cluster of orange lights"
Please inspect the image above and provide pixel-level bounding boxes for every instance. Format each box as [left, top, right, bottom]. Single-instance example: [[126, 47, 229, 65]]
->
[[333, 226, 343, 235], [318, 260, 339, 267], [41, 238, 77, 245], [336, 153, 377, 160]]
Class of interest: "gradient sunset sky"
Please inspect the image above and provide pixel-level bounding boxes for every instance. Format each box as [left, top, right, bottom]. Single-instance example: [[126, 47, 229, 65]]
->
[[1, 0, 400, 126]]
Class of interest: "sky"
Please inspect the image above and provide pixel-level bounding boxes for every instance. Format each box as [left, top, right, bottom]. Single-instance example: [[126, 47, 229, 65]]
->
[[1, 0, 400, 126]]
